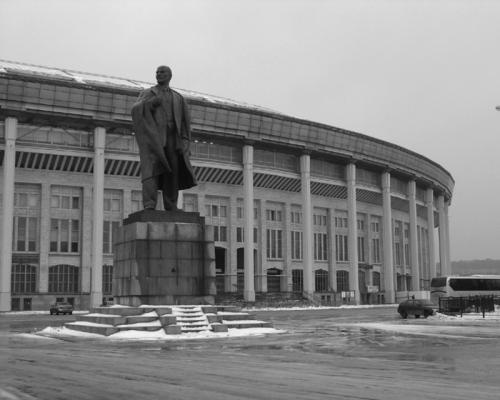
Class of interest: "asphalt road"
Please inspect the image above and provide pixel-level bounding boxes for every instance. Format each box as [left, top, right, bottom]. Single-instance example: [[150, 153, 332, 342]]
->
[[1, 306, 499, 400]]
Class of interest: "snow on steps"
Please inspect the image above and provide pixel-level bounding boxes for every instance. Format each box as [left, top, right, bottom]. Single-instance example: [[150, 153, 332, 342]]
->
[[65, 305, 271, 336]]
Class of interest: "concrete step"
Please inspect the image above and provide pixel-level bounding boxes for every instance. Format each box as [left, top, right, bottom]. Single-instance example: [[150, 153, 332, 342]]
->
[[140, 306, 173, 316], [76, 314, 127, 326], [65, 321, 118, 336], [222, 321, 273, 329], [125, 314, 159, 324], [215, 305, 242, 313], [216, 312, 256, 321], [116, 320, 163, 331], [91, 306, 144, 316]]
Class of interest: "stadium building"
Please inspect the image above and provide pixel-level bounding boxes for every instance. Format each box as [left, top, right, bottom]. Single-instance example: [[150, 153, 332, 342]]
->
[[0, 60, 454, 311]]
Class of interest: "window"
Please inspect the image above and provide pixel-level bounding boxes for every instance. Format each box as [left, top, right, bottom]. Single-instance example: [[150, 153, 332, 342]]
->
[[102, 264, 113, 294], [357, 219, 365, 231], [103, 220, 121, 254], [291, 211, 302, 224], [11, 264, 36, 293], [266, 229, 283, 259], [313, 214, 327, 226], [104, 190, 122, 212], [314, 233, 328, 261], [51, 194, 80, 209], [371, 221, 380, 233], [291, 231, 303, 260], [372, 271, 381, 288], [206, 204, 227, 217], [315, 269, 329, 292], [292, 269, 303, 292], [237, 207, 243, 219], [131, 190, 142, 212], [394, 242, 402, 266], [236, 227, 258, 244], [335, 234, 348, 261], [266, 209, 282, 222], [48, 264, 79, 293], [50, 219, 80, 253], [335, 217, 348, 228], [372, 238, 381, 263], [357, 237, 365, 262], [337, 270, 349, 292], [213, 226, 227, 242], [404, 243, 410, 266], [12, 216, 38, 252], [394, 224, 401, 236]]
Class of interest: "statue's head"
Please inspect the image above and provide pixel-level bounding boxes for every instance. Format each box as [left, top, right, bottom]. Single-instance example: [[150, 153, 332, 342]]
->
[[156, 65, 172, 85]]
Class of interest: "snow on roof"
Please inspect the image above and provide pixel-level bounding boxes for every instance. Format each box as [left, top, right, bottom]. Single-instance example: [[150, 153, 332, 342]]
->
[[0, 59, 282, 115]]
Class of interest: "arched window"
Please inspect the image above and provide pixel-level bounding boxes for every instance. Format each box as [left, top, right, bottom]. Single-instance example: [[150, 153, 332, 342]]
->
[[315, 269, 329, 292], [372, 271, 381, 288], [337, 270, 349, 292], [48, 264, 79, 293], [102, 264, 113, 295], [11, 264, 37, 293]]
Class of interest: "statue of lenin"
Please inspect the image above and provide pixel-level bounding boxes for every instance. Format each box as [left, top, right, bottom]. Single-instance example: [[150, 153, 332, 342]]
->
[[131, 66, 197, 211]]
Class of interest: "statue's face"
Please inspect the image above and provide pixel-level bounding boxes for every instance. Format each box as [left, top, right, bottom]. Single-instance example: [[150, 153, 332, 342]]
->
[[156, 66, 172, 85]]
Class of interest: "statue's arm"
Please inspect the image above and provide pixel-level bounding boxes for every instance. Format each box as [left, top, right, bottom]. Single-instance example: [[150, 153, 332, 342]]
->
[[181, 97, 192, 154]]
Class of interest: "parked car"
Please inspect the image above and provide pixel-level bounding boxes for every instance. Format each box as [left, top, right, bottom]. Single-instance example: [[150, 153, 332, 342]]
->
[[49, 302, 73, 315], [397, 299, 434, 319]]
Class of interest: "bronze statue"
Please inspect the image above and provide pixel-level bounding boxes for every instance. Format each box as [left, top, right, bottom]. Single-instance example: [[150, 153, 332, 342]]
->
[[131, 66, 197, 210]]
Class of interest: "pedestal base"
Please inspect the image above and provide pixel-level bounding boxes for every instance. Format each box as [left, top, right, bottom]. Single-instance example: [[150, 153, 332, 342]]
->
[[113, 210, 216, 306]]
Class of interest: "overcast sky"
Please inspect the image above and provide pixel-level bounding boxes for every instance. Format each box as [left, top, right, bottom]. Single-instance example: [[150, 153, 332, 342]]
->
[[1, 0, 500, 261]]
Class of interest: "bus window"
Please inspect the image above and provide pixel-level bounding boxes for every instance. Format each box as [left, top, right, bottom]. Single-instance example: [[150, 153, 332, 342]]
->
[[430, 277, 447, 287]]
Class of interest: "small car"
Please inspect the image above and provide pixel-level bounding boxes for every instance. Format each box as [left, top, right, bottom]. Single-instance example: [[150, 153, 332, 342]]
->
[[49, 302, 74, 315], [397, 299, 434, 319]]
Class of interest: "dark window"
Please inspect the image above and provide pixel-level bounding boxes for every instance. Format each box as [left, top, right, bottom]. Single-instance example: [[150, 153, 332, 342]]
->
[[292, 270, 303, 292], [11, 264, 37, 293], [48, 264, 79, 293], [337, 270, 349, 292], [430, 277, 447, 288], [102, 264, 113, 294], [315, 269, 329, 292]]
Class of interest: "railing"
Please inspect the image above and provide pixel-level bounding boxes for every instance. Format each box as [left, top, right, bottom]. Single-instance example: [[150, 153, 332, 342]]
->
[[438, 295, 499, 317]]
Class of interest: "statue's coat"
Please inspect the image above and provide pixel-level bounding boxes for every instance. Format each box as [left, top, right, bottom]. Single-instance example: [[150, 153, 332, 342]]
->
[[131, 86, 197, 190]]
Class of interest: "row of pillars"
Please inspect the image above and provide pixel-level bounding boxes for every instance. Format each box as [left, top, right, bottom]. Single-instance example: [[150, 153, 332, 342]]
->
[[240, 144, 451, 304], [0, 118, 452, 310]]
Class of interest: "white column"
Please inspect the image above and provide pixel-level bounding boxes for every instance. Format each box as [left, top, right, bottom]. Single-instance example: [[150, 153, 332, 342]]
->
[[437, 194, 447, 277], [327, 208, 337, 291], [408, 180, 420, 291], [346, 163, 359, 304], [0, 117, 17, 311], [90, 127, 106, 308], [300, 154, 314, 295], [283, 202, 292, 292], [444, 200, 451, 276], [38, 182, 51, 293], [382, 171, 395, 303], [243, 144, 255, 302], [426, 188, 436, 279]]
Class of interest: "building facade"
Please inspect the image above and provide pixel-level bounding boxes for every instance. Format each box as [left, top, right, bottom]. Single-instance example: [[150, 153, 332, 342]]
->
[[0, 60, 454, 311]]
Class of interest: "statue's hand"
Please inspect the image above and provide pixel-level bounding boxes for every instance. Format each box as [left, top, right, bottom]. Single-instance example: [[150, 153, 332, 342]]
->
[[147, 96, 161, 108]]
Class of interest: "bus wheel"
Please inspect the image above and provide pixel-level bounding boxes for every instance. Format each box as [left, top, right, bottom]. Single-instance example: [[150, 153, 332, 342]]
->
[[400, 312, 408, 319]]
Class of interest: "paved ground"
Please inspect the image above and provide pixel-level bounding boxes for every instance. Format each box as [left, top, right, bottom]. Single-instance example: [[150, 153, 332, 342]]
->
[[1, 306, 500, 399]]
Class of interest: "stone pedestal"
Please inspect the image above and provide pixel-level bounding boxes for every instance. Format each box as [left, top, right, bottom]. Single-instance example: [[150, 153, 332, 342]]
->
[[112, 210, 216, 306]]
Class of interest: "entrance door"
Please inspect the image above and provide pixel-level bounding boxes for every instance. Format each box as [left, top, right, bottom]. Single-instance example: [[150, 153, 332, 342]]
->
[[215, 247, 226, 294], [267, 268, 282, 293]]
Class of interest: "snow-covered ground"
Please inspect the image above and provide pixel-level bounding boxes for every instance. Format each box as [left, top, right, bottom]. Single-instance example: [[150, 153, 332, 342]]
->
[[35, 326, 284, 341]]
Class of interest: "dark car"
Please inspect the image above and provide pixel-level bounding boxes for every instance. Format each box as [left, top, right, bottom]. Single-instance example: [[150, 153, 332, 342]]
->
[[49, 302, 73, 315], [397, 299, 434, 319]]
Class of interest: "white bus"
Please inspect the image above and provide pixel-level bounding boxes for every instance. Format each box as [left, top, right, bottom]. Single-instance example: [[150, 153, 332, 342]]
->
[[430, 275, 500, 304]]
